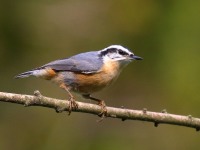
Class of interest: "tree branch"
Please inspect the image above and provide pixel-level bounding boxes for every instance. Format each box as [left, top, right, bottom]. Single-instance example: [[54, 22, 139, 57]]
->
[[0, 91, 199, 131]]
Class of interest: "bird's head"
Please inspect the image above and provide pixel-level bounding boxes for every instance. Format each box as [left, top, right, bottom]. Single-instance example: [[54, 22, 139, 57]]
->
[[99, 45, 142, 64]]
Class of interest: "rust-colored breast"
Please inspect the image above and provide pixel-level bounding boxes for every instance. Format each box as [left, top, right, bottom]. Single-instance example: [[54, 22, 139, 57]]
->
[[74, 61, 120, 94]]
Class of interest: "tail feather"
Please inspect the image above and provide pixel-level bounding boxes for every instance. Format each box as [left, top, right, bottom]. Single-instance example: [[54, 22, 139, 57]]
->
[[15, 70, 35, 79]]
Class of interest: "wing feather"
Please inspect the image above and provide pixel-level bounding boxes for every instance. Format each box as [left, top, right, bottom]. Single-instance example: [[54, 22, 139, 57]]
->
[[41, 51, 102, 74]]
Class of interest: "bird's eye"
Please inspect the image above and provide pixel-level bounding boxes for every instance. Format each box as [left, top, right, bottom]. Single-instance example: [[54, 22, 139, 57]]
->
[[130, 54, 134, 57], [118, 50, 128, 56]]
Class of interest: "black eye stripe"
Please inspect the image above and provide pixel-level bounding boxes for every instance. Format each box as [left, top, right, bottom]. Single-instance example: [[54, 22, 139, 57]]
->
[[100, 48, 118, 56], [100, 48, 129, 57], [107, 48, 117, 53], [118, 50, 128, 56]]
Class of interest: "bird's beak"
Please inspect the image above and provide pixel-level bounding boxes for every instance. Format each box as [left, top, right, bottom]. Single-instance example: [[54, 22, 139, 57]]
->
[[130, 55, 143, 60]]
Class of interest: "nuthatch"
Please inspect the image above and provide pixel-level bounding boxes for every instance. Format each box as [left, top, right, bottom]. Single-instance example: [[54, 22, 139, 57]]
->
[[15, 45, 142, 116]]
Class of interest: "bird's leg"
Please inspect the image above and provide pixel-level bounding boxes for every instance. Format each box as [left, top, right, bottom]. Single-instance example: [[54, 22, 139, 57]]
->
[[60, 83, 78, 115], [83, 94, 107, 118]]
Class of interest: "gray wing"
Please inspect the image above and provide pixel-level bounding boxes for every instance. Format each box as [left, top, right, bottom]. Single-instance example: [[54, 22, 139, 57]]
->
[[41, 51, 103, 74]]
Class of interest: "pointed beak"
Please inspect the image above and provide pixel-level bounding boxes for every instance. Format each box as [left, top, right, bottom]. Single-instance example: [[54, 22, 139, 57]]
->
[[130, 55, 143, 60]]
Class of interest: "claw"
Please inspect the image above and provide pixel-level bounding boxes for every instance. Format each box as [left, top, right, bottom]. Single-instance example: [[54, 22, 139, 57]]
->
[[60, 83, 78, 115], [97, 100, 107, 121], [82, 94, 107, 121], [68, 96, 78, 115]]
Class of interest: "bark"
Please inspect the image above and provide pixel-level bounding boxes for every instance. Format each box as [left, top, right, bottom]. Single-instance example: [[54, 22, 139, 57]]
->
[[0, 91, 199, 131]]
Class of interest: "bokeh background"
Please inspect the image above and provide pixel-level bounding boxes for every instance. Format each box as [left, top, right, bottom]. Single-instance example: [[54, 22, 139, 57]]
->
[[0, 0, 200, 150]]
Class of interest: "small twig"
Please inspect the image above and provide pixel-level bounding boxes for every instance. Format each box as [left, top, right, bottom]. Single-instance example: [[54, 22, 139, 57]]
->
[[0, 91, 200, 131]]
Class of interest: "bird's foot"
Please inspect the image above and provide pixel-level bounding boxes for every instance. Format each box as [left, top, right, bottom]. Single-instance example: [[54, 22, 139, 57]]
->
[[68, 96, 78, 115], [97, 100, 107, 121]]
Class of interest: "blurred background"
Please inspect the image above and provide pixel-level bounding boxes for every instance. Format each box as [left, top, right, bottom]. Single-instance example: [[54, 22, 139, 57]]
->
[[0, 0, 200, 150]]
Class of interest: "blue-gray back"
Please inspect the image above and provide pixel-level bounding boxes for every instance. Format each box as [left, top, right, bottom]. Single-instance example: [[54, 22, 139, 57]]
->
[[41, 51, 103, 74]]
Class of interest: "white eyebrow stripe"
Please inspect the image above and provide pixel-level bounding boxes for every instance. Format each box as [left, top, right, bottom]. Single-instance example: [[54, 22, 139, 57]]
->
[[101, 45, 133, 55]]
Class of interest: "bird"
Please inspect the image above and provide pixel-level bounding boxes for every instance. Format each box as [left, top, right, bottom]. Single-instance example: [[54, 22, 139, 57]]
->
[[15, 45, 142, 116]]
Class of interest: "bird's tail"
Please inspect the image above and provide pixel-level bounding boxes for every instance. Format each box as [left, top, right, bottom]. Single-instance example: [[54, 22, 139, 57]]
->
[[15, 70, 35, 79]]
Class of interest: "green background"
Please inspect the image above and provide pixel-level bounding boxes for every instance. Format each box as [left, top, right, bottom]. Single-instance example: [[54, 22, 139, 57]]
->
[[0, 0, 200, 150]]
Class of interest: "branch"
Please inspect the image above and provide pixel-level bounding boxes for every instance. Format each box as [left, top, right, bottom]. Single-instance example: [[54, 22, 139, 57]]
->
[[0, 91, 199, 131]]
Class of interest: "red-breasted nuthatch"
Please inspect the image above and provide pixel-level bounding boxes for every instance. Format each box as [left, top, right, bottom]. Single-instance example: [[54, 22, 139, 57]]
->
[[15, 45, 142, 116]]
